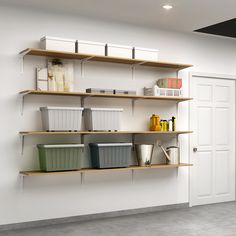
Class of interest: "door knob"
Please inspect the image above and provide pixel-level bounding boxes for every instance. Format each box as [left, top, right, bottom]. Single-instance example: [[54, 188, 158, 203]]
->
[[193, 147, 198, 152]]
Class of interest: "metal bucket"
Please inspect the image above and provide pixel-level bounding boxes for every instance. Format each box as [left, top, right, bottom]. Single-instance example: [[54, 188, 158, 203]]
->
[[135, 144, 154, 167]]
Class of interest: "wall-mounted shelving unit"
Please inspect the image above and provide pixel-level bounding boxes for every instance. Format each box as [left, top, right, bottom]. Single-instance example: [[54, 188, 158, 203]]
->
[[20, 131, 193, 136], [20, 90, 193, 115], [20, 163, 193, 176], [19, 47, 193, 178], [19, 48, 193, 70]]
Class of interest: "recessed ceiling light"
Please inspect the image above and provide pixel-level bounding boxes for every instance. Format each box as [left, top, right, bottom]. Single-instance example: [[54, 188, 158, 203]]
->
[[163, 4, 173, 10]]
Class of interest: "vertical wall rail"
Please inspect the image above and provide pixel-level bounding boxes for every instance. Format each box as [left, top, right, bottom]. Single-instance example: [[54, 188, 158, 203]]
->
[[80, 56, 95, 78], [21, 135, 25, 156]]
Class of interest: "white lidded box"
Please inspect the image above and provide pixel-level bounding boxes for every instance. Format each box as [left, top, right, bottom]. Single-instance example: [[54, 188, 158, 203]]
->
[[144, 85, 183, 97], [106, 44, 133, 59], [40, 36, 76, 53], [40, 106, 84, 131], [76, 40, 105, 56], [134, 47, 159, 61], [84, 108, 123, 131]]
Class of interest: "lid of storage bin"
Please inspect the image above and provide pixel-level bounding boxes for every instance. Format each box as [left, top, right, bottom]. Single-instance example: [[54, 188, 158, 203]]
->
[[40, 36, 76, 43], [107, 43, 133, 49], [86, 88, 114, 92], [89, 143, 132, 147], [77, 40, 105, 46], [37, 144, 84, 148], [40, 107, 84, 111], [134, 47, 159, 52], [85, 108, 123, 112]]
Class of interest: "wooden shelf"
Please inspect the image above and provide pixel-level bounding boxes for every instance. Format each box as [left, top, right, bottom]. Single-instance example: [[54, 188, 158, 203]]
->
[[19, 131, 193, 136], [20, 90, 193, 102], [20, 163, 193, 176], [20, 48, 193, 70]]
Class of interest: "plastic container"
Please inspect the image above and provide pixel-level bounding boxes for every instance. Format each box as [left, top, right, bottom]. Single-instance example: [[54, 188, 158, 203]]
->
[[89, 143, 132, 168], [40, 107, 84, 131], [106, 44, 133, 59], [40, 36, 76, 53], [37, 144, 84, 172], [84, 108, 123, 131], [133, 47, 159, 61], [157, 78, 182, 89], [144, 85, 183, 97], [113, 90, 136, 95], [86, 88, 114, 94], [76, 40, 105, 56]]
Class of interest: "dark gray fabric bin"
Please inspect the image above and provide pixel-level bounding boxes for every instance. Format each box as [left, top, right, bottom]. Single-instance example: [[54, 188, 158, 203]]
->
[[89, 143, 132, 168]]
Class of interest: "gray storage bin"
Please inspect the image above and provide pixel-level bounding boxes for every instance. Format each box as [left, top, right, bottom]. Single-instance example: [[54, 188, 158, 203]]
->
[[89, 143, 132, 168], [84, 108, 123, 131], [40, 106, 84, 131], [37, 144, 84, 172]]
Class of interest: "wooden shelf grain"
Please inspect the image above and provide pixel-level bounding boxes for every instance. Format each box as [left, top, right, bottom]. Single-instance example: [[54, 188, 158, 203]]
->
[[19, 131, 193, 136], [20, 163, 193, 176], [20, 90, 192, 102], [20, 48, 193, 70]]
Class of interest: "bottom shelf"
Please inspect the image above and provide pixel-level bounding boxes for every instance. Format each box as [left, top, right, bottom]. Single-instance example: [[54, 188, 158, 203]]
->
[[20, 163, 193, 176]]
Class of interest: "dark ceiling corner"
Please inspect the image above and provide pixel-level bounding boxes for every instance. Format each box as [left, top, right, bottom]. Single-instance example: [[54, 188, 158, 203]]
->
[[195, 18, 236, 38]]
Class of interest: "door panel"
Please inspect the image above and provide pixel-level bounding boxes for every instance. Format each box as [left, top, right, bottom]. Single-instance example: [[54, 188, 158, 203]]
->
[[197, 107, 212, 146], [190, 74, 235, 206], [196, 151, 213, 198], [215, 150, 230, 196], [215, 85, 230, 103], [215, 108, 229, 145], [197, 84, 213, 102]]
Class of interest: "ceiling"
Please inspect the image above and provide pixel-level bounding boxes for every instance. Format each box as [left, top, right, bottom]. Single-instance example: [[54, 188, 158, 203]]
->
[[1, 0, 236, 34]]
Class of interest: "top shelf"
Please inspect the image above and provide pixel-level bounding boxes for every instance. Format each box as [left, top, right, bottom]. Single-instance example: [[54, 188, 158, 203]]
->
[[20, 48, 193, 70], [20, 90, 192, 102]]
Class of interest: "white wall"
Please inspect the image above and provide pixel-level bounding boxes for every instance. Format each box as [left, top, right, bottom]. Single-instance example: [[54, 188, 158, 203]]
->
[[0, 5, 236, 225]]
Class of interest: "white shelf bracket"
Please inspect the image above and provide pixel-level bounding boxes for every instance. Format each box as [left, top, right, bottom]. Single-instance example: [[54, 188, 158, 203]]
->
[[80, 56, 94, 78], [20, 91, 31, 115], [131, 62, 145, 80], [18, 49, 30, 74]]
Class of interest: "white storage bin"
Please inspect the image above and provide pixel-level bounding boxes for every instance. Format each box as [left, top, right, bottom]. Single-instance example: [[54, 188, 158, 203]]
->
[[40, 36, 76, 53], [106, 44, 133, 59], [76, 40, 105, 56], [144, 85, 183, 97], [134, 47, 159, 61], [84, 108, 123, 131], [40, 107, 84, 131]]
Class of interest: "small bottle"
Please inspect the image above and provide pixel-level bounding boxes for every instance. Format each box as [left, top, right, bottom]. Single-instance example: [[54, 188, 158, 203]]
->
[[172, 116, 176, 131], [168, 119, 173, 131], [163, 120, 167, 131], [160, 120, 164, 131]]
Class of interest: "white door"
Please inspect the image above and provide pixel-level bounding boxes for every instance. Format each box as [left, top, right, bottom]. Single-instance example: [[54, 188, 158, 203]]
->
[[190, 74, 235, 206]]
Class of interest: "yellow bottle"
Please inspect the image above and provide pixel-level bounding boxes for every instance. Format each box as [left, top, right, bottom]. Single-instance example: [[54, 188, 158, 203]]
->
[[150, 114, 161, 131]]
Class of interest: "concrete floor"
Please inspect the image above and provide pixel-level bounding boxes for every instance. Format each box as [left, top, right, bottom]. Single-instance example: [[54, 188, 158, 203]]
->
[[1, 202, 236, 236]]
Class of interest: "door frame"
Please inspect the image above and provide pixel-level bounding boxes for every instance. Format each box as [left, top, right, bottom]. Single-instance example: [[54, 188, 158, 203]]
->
[[189, 72, 236, 207]]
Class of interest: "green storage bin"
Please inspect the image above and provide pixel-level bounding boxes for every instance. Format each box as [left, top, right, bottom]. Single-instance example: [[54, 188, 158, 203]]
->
[[37, 144, 84, 172]]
